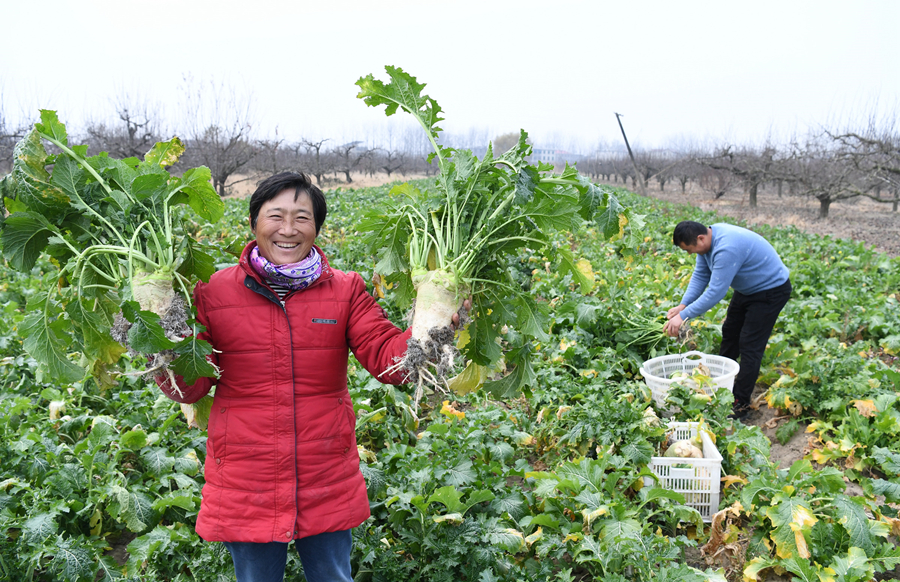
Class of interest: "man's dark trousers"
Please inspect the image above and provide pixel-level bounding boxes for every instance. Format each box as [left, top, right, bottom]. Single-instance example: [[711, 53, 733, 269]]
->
[[719, 279, 792, 410]]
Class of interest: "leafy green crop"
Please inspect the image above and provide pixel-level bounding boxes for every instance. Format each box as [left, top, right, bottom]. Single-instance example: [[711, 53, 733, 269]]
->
[[0, 111, 223, 386]]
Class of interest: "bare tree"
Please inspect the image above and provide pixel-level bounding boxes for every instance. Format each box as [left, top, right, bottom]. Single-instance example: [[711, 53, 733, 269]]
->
[[377, 148, 407, 178], [829, 119, 900, 212], [180, 77, 258, 196], [0, 97, 27, 174], [697, 166, 735, 199], [252, 130, 298, 178], [300, 138, 332, 185], [785, 133, 859, 219], [492, 132, 520, 154], [330, 141, 373, 184], [696, 144, 779, 207], [84, 92, 164, 159]]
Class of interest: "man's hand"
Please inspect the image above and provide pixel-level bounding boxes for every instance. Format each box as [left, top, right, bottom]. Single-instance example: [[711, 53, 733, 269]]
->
[[667, 304, 686, 320], [663, 313, 684, 337]]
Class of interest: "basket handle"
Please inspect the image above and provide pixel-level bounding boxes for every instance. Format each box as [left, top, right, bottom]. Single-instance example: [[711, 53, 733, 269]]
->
[[681, 351, 707, 365]]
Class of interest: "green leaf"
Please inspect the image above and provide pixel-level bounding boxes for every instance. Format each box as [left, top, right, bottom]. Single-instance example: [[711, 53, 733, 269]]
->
[[176, 167, 224, 222], [120, 429, 148, 450], [513, 295, 550, 342], [140, 447, 176, 476], [22, 511, 58, 544], [484, 348, 535, 399], [592, 191, 627, 241], [126, 526, 173, 575], [131, 173, 168, 202], [620, 440, 653, 465], [833, 495, 877, 556], [487, 525, 526, 554], [36, 110, 68, 145], [826, 547, 873, 580], [869, 479, 900, 503], [144, 137, 185, 168], [112, 485, 156, 532], [51, 536, 94, 582], [152, 494, 196, 513], [356, 66, 444, 146], [439, 459, 476, 487], [428, 486, 466, 513], [12, 129, 72, 219], [1, 211, 58, 271], [872, 446, 900, 476], [65, 293, 124, 365], [171, 331, 218, 385], [21, 293, 84, 383], [177, 238, 216, 283], [513, 166, 539, 205], [121, 300, 176, 353], [50, 155, 83, 201]]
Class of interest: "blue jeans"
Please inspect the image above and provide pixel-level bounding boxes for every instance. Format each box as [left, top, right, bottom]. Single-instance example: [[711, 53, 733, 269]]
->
[[224, 530, 353, 582]]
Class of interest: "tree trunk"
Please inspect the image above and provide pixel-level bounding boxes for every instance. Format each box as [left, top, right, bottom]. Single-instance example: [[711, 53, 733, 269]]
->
[[818, 197, 831, 219], [658, 177, 666, 192], [777, 180, 782, 198], [749, 182, 758, 208], [343, 170, 353, 184]]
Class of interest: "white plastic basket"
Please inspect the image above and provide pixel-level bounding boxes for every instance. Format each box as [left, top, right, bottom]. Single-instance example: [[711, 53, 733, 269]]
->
[[644, 421, 722, 522], [639, 350, 739, 408]]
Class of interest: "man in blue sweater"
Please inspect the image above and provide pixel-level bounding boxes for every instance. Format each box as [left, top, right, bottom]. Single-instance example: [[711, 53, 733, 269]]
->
[[663, 221, 792, 420]]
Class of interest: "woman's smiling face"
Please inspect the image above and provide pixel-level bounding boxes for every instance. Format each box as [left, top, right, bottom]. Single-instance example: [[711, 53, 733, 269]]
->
[[252, 188, 317, 264]]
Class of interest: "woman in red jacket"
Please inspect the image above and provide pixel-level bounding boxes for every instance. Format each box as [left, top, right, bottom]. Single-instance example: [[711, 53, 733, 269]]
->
[[157, 172, 461, 582]]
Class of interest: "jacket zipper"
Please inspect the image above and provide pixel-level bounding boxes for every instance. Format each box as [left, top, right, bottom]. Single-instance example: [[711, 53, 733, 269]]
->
[[244, 276, 300, 538]]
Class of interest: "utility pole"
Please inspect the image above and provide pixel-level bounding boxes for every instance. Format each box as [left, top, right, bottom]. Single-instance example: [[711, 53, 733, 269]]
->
[[614, 112, 647, 196]]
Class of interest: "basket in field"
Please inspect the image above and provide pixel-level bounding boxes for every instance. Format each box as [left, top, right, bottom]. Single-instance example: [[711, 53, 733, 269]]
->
[[645, 421, 722, 522], [639, 350, 739, 408]]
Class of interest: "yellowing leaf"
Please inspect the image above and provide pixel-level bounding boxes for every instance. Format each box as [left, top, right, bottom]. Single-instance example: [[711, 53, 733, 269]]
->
[[447, 360, 488, 396], [581, 505, 609, 526], [617, 213, 628, 239], [456, 326, 470, 350], [525, 527, 543, 547], [575, 258, 594, 291], [372, 272, 386, 298], [722, 475, 748, 488], [439, 400, 465, 420], [851, 399, 877, 417], [433, 513, 464, 524], [49, 400, 66, 420]]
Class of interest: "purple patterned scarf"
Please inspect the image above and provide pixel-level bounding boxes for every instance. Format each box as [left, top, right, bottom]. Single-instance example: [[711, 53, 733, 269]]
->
[[249, 245, 323, 291]]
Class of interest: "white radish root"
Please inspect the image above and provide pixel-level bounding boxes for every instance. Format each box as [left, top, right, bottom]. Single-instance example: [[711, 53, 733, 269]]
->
[[381, 270, 470, 413]]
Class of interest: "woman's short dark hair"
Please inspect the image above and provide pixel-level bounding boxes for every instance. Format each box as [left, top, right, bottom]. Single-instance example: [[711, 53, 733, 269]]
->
[[672, 221, 708, 247], [249, 172, 327, 234]]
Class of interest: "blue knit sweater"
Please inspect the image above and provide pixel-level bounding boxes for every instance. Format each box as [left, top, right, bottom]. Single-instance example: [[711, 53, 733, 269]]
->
[[680, 224, 789, 320]]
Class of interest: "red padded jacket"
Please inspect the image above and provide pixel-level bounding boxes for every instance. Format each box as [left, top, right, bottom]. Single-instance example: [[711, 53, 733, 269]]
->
[[158, 242, 410, 542]]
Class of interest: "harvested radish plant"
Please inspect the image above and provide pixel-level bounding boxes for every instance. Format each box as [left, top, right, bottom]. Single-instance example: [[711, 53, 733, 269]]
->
[[356, 66, 642, 401]]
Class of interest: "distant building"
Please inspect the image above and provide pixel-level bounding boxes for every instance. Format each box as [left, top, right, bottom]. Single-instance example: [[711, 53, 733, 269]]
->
[[531, 147, 584, 166]]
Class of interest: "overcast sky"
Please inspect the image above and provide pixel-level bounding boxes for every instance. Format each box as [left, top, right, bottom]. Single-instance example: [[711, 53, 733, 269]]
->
[[3, 0, 898, 153]]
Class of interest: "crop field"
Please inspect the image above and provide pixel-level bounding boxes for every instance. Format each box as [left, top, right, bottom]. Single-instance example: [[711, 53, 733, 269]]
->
[[0, 176, 898, 581]]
